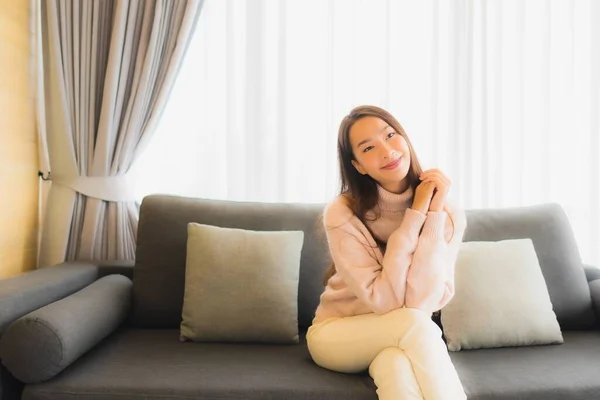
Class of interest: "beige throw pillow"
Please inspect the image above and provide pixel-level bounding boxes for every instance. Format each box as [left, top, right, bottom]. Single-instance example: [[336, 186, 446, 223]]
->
[[180, 223, 304, 344], [441, 238, 563, 351]]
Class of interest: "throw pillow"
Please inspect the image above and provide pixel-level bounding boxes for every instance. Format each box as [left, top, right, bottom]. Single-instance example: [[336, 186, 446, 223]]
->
[[441, 238, 563, 351], [180, 223, 304, 344]]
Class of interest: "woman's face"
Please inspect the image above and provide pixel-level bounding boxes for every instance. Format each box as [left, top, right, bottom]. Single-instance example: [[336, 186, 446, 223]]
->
[[349, 116, 411, 193]]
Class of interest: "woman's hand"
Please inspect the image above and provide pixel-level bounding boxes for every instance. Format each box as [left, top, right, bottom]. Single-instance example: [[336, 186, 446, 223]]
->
[[412, 181, 436, 214], [419, 168, 451, 212]]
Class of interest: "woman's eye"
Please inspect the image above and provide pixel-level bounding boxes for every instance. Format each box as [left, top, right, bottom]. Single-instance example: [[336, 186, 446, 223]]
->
[[363, 146, 374, 153], [386, 132, 396, 139]]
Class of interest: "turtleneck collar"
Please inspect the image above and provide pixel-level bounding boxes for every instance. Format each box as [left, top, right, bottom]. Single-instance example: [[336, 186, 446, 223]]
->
[[376, 183, 414, 214]]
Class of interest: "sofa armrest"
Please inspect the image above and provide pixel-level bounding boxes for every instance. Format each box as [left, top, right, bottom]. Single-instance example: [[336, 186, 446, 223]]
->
[[584, 264, 600, 282], [0, 364, 23, 400], [584, 264, 600, 321], [97, 259, 135, 280], [590, 280, 600, 320], [0, 275, 132, 384], [0, 261, 101, 335]]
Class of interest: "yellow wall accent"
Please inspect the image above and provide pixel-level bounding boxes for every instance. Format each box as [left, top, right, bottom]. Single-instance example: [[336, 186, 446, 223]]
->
[[0, 0, 38, 278]]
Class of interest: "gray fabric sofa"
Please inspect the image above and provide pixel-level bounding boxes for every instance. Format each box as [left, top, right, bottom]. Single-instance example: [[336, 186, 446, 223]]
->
[[1, 194, 600, 400]]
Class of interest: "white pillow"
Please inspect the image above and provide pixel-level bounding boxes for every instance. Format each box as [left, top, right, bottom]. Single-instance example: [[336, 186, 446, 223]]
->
[[441, 238, 563, 351]]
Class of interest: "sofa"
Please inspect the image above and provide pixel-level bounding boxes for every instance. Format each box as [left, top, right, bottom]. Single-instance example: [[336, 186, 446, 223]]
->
[[1, 194, 600, 400]]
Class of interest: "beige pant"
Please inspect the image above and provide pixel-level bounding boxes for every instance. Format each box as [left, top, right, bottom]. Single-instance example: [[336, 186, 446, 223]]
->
[[307, 308, 467, 400]]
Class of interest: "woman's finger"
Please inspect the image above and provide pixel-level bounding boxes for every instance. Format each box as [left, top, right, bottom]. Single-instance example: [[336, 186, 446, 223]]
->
[[422, 174, 449, 188], [420, 169, 449, 183], [420, 170, 451, 187]]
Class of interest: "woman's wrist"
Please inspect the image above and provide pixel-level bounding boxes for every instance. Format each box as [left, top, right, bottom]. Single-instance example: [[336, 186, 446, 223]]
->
[[421, 211, 448, 240], [411, 206, 429, 215]]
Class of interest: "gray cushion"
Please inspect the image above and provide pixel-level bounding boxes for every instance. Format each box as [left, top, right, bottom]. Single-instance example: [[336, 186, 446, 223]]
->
[[0, 275, 132, 383], [133, 195, 330, 330], [0, 261, 99, 334], [450, 331, 600, 400], [180, 223, 303, 343], [463, 203, 596, 330], [21, 330, 378, 400]]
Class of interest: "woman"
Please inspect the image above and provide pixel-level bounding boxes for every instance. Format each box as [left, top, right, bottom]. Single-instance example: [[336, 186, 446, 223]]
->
[[307, 105, 468, 400]]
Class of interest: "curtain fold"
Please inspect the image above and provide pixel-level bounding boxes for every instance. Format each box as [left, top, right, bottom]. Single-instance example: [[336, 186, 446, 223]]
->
[[37, 0, 204, 267]]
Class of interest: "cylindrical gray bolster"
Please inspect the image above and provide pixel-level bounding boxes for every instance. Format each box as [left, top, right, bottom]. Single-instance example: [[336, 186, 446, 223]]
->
[[0, 275, 132, 383]]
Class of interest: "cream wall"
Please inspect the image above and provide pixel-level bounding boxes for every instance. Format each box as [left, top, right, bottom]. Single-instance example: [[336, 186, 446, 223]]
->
[[0, 0, 38, 278]]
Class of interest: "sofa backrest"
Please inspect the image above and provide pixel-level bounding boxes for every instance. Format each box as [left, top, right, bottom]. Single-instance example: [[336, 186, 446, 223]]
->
[[132, 195, 596, 331], [131, 195, 330, 330]]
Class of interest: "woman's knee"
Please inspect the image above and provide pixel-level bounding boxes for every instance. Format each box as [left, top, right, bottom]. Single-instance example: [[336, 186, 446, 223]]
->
[[369, 347, 413, 377]]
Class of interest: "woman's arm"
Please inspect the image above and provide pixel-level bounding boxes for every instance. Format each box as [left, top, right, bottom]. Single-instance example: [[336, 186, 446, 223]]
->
[[404, 204, 467, 312], [324, 197, 427, 314]]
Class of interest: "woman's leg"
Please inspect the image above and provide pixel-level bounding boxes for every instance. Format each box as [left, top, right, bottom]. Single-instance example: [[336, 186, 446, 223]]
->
[[369, 347, 423, 400], [307, 308, 466, 400]]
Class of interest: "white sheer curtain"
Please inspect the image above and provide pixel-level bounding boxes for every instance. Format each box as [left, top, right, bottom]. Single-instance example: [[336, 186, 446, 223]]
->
[[132, 0, 600, 266]]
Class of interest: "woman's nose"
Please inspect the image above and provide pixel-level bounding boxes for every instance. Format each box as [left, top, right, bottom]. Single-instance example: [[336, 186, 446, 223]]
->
[[382, 145, 396, 159]]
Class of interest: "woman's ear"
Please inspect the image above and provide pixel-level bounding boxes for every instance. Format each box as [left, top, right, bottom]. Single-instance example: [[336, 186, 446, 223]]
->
[[351, 159, 367, 175]]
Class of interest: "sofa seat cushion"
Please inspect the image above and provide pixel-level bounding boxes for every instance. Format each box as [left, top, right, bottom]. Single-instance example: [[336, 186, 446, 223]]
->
[[22, 330, 600, 400], [21, 329, 378, 400], [450, 331, 600, 400]]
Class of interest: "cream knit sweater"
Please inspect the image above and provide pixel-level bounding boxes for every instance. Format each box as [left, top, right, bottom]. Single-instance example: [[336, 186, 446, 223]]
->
[[312, 184, 467, 324]]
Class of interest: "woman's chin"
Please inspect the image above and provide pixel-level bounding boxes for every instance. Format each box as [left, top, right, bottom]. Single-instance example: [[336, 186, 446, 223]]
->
[[382, 168, 409, 182]]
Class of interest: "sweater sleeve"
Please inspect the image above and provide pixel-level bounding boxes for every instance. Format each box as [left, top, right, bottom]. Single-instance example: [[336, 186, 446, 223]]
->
[[404, 203, 467, 312], [323, 198, 427, 314]]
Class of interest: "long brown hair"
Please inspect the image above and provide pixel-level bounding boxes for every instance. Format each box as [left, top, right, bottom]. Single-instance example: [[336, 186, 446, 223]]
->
[[322, 105, 451, 285]]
